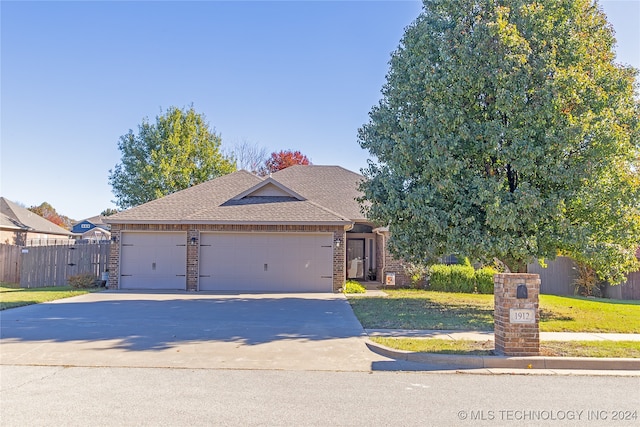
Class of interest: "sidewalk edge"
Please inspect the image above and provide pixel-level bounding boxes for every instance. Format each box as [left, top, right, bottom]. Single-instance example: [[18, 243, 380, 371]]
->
[[365, 340, 640, 371]]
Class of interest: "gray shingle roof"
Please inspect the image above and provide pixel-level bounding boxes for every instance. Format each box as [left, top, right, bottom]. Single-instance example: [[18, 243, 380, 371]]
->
[[107, 166, 366, 225], [0, 197, 75, 236], [271, 165, 367, 221]]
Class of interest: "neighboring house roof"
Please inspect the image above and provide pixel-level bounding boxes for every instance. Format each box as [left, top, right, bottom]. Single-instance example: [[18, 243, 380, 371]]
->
[[0, 212, 24, 231], [73, 215, 111, 230], [81, 227, 111, 240], [0, 197, 75, 236], [107, 166, 365, 225]]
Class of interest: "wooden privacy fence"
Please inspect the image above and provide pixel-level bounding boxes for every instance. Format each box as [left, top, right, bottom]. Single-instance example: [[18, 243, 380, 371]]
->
[[527, 256, 577, 296], [16, 243, 111, 288], [528, 256, 640, 300], [0, 244, 21, 284], [607, 271, 640, 300]]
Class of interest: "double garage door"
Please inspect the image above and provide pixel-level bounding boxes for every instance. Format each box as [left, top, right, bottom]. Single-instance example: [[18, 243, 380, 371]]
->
[[119, 232, 333, 292]]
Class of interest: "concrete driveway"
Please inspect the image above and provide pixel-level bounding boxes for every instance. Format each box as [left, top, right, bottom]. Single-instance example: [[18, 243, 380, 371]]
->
[[0, 291, 407, 372]]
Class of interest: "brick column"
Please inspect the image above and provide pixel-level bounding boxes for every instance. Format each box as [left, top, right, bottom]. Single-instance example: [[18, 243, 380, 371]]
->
[[494, 273, 540, 356], [186, 229, 200, 291], [107, 227, 121, 289]]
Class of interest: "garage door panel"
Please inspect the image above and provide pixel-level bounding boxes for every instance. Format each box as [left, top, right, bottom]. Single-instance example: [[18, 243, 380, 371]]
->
[[120, 232, 187, 290], [199, 233, 333, 292]]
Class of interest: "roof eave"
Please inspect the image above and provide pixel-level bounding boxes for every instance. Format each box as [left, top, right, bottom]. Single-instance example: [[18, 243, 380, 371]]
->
[[106, 219, 353, 227]]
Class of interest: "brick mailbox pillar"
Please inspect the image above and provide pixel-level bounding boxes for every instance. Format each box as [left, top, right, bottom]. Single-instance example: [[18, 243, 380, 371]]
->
[[494, 273, 540, 356]]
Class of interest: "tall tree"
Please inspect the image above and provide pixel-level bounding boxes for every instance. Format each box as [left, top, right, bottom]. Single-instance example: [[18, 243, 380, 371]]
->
[[28, 202, 72, 229], [358, 0, 639, 282], [264, 150, 311, 174], [109, 106, 236, 208]]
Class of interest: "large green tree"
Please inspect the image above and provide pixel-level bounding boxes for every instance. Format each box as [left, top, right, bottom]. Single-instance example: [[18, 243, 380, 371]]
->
[[109, 106, 236, 208], [358, 0, 640, 282]]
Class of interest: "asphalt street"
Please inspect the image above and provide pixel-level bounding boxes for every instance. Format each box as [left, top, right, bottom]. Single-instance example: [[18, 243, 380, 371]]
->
[[2, 365, 639, 426]]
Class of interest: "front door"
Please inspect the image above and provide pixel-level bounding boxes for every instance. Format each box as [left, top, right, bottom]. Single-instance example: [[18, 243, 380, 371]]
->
[[347, 239, 365, 280]]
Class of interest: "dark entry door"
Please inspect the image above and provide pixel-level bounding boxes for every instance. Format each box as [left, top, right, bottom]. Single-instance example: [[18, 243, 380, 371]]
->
[[347, 239, 365, 280]]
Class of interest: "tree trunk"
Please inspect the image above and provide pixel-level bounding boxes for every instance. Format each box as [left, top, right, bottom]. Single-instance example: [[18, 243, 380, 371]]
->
[[500, 257, 528, 274]]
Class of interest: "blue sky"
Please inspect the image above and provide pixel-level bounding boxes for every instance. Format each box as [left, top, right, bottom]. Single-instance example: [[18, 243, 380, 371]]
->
[[1, 1, 638, 221]]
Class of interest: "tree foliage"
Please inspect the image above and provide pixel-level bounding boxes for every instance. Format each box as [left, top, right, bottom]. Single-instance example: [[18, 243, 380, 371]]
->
[[264, 150, 311, 174], [109, 106, 236, 209], [100, 208, 119, 217], [358, 0, 640, 282], [28, 202, 72, 230]]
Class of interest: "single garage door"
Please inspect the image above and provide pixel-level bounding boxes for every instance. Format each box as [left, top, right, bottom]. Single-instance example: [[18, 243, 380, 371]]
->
[[199, 233, 333, 292], [120, 232, 187, 290]]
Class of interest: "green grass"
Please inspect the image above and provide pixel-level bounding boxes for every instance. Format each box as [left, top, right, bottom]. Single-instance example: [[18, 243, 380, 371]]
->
[[348, 289, 640, 333], [371, 337, 494, 355], [371, 337, 640, 358], [539, 295, 640, 332], [349, 289, 495, 330], [0, 286, 100, 310]]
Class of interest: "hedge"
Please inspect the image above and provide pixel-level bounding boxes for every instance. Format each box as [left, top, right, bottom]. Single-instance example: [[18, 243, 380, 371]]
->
[[427, 265, 498, 294], [428, 264, 451, 292], [475, 266, 498, 294]]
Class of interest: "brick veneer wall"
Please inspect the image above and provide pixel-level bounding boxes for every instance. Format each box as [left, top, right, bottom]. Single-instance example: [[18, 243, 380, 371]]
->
[[375, 229, 411, 287], [493, 273, 540, 356], [108, 224, 346, 292]]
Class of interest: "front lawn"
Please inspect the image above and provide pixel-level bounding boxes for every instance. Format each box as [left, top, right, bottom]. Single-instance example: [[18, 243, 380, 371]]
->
[[0, 286, 100, 310], [348, 289, 640, 333]]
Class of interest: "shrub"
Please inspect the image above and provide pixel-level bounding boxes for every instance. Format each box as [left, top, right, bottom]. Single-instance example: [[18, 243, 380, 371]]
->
[[475, 266, 498, 294], [573, 263, 604, 297], [429, 264, 497, 294], [403, 262, 429, 288], [449, 265, 475, 293], [68, 273, 98, 289], [428, 264, 451, 291], [343, 280, 366, 294]]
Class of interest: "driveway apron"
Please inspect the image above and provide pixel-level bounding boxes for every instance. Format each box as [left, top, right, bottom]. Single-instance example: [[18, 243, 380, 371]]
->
[[0, 291, 395, 371]]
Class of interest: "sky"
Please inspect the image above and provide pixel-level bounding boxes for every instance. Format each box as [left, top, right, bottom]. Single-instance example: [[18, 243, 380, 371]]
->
[[1, 0, 639, 221]]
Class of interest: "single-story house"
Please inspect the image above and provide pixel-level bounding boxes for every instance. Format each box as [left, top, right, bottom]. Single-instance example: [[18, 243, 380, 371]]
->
[[0, 197, 76, 246], [106, 165, 408, 292]]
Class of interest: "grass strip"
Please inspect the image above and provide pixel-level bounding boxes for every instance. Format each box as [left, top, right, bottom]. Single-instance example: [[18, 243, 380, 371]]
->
[[0, 286, 100, 310], [371, 337, 640, 358]]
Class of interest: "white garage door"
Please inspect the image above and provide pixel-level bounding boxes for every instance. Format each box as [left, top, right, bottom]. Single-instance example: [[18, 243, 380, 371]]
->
[[120, 232, 187, 290], [199, 233, 333, 292]]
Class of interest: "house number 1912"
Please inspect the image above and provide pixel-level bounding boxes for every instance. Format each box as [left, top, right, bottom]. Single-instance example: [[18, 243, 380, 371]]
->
[[509, 308, 536, 324]]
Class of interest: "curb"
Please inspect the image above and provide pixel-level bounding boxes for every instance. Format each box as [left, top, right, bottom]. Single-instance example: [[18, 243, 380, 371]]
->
[[366, 341, 640, 371]]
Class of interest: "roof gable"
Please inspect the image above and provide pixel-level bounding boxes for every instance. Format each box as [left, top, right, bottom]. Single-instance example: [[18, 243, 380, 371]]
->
[[231, 178, 305, 201]]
